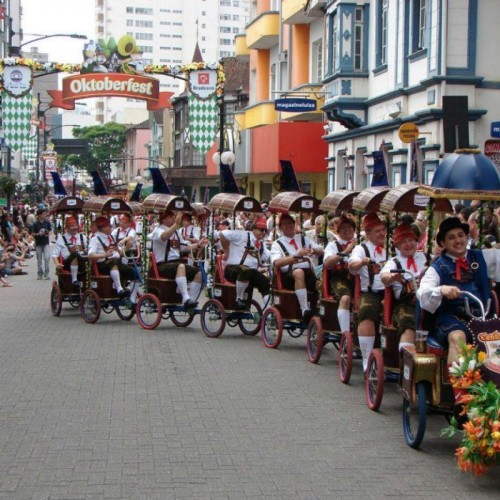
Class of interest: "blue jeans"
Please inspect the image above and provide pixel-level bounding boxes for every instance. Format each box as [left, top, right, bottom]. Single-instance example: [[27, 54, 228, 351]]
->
[[36, 244, 51, 277]]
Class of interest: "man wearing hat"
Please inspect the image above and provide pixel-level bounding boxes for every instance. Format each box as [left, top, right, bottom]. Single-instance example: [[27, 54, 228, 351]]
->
[[111, 213, 138, 258], [180, 213, 201, 245], [220, 216, 271, 310], [348, 213, 389, 372], [88, 217, 139, 301], [270, 214, 324, 323], [150, 210, 207, 309], [418, 216, 500, 368], [52, 216, 88, 287], [323, 216, 357, 335], [381, 223, 428, 351]]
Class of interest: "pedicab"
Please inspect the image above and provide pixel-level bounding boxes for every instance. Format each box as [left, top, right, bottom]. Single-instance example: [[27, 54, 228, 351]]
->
[[49, 195, 86, 316], [363, 183, 452, 410], [200, 192, 265, 338], [79, 195, 143, 324], [336, 185, 391, 383], [260, 191, 322, 349], [135, 193, 205, 330], [399, 151, 500, 448], [306, 189, 359, 364]]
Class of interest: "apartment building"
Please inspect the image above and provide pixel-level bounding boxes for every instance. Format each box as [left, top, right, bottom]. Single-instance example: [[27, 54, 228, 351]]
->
[[95, 0, 250, 124]]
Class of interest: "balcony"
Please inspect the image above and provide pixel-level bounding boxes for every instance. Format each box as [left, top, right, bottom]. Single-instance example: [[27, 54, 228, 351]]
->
[[246, 11, 279, 50], [280, 84, 325, 122], [244, 101, 278, 129], [282, 0, 311, 25], [234, 34, 250, 59]]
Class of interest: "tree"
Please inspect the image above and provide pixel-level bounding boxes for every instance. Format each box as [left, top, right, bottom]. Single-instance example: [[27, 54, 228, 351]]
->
[[66, 123, 127, 175]]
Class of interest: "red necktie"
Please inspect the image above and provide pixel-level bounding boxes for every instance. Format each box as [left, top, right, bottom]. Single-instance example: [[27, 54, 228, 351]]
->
[[183, 228, 187, 238], [108, 236, 113, 245], [290, 238, 298, 251], [70, 236, 76, 244], [375, 246, 383, 256], [456, 257, 468, 280], [255, 240, 261, 249], [406, 256, 417, 272]]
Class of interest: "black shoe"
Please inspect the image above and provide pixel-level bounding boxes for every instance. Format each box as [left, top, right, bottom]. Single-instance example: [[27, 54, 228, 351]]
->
[[183, 298, 198, 309], [302, 309, 313, 324], [72, 280, 81, 289], [118, 289, 129, 299], [235, 299, 250, 311]]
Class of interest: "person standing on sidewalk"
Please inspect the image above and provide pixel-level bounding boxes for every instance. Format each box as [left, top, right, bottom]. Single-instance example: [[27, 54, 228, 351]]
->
[[31, 209, 52, 280]]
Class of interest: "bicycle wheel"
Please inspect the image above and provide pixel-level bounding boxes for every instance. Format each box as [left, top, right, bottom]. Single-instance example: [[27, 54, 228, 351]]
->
[[238, 300, 262, 336], [200, 299, 226, 338], [366, 349, 384, 411], [80, 290, 101, 324], [402, 381, 428, 449], [306, 316, 324, 363], [136, 293, 162, 330], [261, 306, 283, 349], [50, 284, 62, 317], [338, 332, 353, 384]]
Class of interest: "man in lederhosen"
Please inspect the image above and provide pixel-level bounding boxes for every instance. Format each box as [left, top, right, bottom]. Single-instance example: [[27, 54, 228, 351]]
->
[[111, 213, 138, 258], [150, 210, 207, 309], [323, 216, 357, 334], [88, 216, 140, 303], [270, 214, 324, 323], [381, 223, 427, 351], [52, 216, 88, 288], [348, 213, 389, 372], [220, 217, 271, 310]]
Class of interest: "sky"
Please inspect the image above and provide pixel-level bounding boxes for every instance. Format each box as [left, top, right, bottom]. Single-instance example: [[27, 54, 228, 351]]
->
[[20, 0, 94, 63]]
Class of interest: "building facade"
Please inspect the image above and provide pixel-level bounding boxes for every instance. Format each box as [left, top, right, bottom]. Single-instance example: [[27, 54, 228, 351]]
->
[[322, 0, 500, 191]]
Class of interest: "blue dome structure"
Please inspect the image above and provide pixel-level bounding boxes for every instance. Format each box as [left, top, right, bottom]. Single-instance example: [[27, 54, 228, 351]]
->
[[431, 151, 500, 191]]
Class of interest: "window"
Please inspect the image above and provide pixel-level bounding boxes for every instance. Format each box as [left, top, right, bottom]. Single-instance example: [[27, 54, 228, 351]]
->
[[126, 19, 133, 27], [220, 51, 231, 57], [377, 0, 389, 66], [233, 15, 239, 21], [135, 7, 153, 15], [220, 14, 231, 21], [232, 27, 239, 34], [220, 39, 232, 46], [221, 0, 231, 5], [161, 21, 171, 25], [160, 9, 170, 13], [202, 11, 206, 16], [173, 47, 182, 51], [136, 20, 153, 28], [202, 24, 206, 28], [413, 0, 427, 51], [173, 22, 182, 26], [143, 58, 153, 65], [202, 36, 206, 41], [126, 7, 133, 14], [220, 27, 231, 33], [354, 7, 364, 70], [173, 9, 182, 14], [138, 45, 153, 53], [160, 46, 171, 50], [136, 33, 153, 40], [311, 39, 323, 83], [331, 13, 338, 73], [160, 34, 170, 38], [173, 35, 181, 38], [270, 63, 276, 93], [233, 0, 239, 6]]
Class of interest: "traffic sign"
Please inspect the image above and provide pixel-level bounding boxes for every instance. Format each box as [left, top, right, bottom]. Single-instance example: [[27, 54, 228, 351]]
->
[[398, 122, 419, 143]]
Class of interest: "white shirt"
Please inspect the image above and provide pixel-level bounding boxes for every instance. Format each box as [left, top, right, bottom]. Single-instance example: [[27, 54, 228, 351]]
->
[[270, 234, 322, 271], [349, 241, 389, 292], [111, 226, 137, 250], [150, 225, 188, 263], [417, 249, 500, 313], [222, 229, 270, 269], [324, 237, 350, 261], [88, 231, 120, 263], [180, 224, 201, 242], [381, 252, 427, 299], [52, 232, 88, 260]]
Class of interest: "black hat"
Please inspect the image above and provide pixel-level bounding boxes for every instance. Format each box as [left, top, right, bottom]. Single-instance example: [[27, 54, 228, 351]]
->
[[436, 216, 469, 246]]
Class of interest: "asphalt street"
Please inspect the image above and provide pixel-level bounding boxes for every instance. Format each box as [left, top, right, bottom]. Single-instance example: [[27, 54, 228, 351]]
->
[[0, 259, 499, 499]]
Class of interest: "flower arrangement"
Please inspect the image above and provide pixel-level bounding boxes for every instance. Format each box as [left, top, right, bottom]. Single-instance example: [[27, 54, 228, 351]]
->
[[444, 342, 500, 476]]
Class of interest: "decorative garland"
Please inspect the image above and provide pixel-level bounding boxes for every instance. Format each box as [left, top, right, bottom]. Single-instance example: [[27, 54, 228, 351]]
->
[[0, 58, 226, 95]]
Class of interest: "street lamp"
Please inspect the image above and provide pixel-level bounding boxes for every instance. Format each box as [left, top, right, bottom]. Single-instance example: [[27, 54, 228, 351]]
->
[[9, 33, 88, 56]]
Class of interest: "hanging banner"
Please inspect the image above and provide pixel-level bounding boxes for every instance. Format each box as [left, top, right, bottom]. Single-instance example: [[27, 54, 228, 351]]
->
[[48, 73, 173, 110], [2, 65, 33, 97], [188, 70, 218, 100], [189, 94, 218, 153], [1, 91, 32, 151]]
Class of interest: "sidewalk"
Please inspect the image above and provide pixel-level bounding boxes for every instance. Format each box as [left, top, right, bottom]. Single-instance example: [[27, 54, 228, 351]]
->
[[0, 258, 498, 499]]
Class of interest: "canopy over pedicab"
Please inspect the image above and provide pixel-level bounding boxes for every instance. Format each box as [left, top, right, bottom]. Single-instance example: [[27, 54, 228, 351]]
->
[[208, 192, 262, 214], [352, 186, 391, 213], [82, 195, 144, 216], [319, 190, 360, 214], [379, 183, 452, 214], [50, 196, 85, 215], [268, 191, 321, 215]]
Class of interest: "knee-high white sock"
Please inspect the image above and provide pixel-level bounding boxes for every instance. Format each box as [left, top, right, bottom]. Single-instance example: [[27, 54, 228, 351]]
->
[[399, 341, 414, 352], [189, 281, 202, 301], [110, 269, 123, 292], [129, 281, 138, 303], [70, 265, 79, 282], [337, 309, 351, 333], [175, 276, 190, 302], [236, 280, 248, 300], [295, 288, 308, 314], [359, 336, 375, 372]]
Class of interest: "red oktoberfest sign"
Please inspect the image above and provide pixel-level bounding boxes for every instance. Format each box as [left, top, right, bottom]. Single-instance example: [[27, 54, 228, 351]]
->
[[48, 73, 173, 110]]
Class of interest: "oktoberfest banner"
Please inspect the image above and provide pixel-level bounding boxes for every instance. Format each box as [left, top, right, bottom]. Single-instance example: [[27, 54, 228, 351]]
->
[[188, 94, 218, 153], [22, 131, 38, 160], [48, 73, 173, 110], [1, 91, 32, 151]]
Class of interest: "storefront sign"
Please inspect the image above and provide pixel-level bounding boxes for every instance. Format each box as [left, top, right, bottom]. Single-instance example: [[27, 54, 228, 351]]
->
[[398, 122, 419, 143], [188, 70, 218, 100], [274, 98, 317, 112], [2, 65, 33, 97], [491, 122, 500, 138], [48, 73, 173, 110]]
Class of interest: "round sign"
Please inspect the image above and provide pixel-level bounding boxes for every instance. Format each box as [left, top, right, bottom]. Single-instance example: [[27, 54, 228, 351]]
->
[[398, 122, 419, 143]]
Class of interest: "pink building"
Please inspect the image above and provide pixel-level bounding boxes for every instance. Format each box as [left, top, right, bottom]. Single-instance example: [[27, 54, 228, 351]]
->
[[123, 120, 151, 182]]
